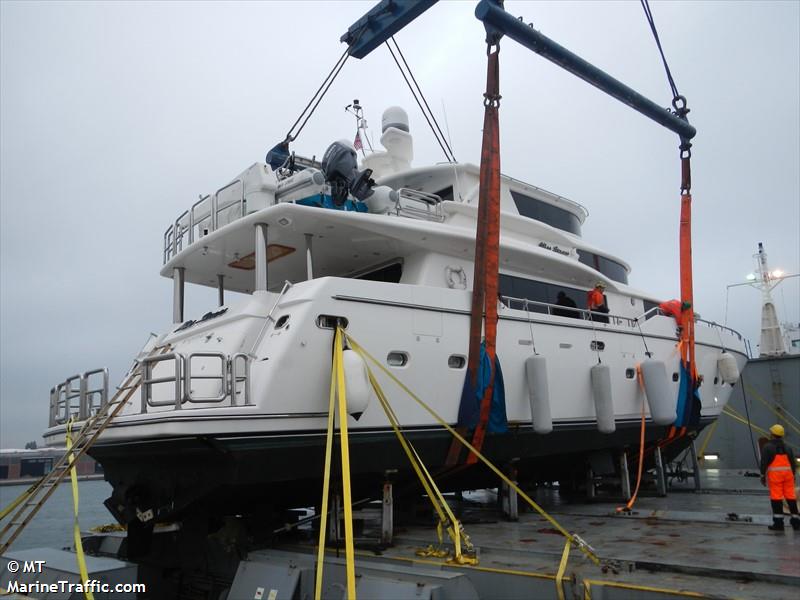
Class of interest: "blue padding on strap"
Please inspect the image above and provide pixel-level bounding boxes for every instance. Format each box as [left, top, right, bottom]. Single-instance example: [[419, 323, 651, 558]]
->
[[456, 342, 508, 433]]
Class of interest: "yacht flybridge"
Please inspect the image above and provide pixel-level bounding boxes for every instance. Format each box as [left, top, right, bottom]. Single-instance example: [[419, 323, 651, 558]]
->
[[42, 104, 747, 525]]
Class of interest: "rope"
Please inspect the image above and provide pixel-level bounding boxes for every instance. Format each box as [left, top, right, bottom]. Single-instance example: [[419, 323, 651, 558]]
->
[[617, 364, 647, 512], [738, 371, 762, 467], [385, 40, 454, 163], [389, 37, 457, 162], [696, 418, 719, 458], [345, 332, 601, 566], [722, 406, 800, 454], [66, 418, 94, 600], [744, 383, 800, 435]]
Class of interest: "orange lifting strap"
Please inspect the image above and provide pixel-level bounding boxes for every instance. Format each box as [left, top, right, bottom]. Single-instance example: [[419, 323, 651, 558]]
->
[[468, 46, 502, 464], [446, 46, 502, 467], [679, 153, 695, 381]]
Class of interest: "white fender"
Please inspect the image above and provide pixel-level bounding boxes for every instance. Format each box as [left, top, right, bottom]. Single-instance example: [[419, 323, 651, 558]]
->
[[717, 352, 740, 385], [640, 359, 677, 426], [525, 356, 552, 434], [591, 363, 615, 434], [342, 349, 370, 419]]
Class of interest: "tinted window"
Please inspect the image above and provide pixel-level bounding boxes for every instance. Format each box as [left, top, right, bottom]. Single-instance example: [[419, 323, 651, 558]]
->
[[577, 250, 628, 284], [499, 274, 587, 316], [510, 190, 582, 236], [433, 186, 454, 201], [356, 262, 403, 283], [643, 299, 660, 320]]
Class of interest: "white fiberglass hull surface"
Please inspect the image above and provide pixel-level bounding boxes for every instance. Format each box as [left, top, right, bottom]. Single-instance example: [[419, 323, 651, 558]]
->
[[44, 276, 746, 445]]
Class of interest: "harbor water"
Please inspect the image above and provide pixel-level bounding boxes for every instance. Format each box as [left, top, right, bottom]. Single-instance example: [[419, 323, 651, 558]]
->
[[0, 479, 112, 551]]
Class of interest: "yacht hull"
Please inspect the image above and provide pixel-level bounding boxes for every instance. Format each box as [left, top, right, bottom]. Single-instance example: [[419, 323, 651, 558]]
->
[[91, 418, 703, 526]]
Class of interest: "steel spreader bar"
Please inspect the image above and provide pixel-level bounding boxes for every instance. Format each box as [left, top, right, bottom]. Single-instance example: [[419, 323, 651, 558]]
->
[[475, 0, 696, 140]]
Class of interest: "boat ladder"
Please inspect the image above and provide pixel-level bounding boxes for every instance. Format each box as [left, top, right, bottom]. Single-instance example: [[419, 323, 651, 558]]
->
[[0, 346, 169, 554]]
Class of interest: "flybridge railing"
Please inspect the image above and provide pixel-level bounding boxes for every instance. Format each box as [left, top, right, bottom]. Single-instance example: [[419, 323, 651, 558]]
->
[[163, 180, 246, 264]]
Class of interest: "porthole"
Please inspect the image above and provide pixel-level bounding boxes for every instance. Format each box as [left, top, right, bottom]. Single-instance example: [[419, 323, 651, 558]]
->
[[316, 315, 349, 330], [713, 376, 719, 385], [448, 355, 466, 369], [672, 372, 679, 382], [590, 341, 605, 351], [625, 368, 635, 379], [387, 352, 409, 367], [275, 315, 290, 329]]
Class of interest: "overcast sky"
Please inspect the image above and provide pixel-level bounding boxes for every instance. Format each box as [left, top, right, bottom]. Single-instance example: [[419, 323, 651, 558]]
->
[[1, 1, 798, 448]]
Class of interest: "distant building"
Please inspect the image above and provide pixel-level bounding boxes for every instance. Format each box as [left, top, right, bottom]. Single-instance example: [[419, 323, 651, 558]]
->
[[0, 448, 101, 483]]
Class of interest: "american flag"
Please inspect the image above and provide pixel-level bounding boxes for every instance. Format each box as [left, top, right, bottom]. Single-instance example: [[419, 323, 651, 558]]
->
[[353, 131, 363, 151]]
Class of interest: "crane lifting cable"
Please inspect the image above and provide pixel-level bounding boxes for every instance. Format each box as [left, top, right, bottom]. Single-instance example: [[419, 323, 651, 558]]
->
[[265, 47, 351, 170], [385, 36, 456, 163]]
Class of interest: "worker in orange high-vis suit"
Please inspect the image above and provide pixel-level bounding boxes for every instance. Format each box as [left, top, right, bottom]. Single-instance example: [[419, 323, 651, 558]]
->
[[760, 424, 800, 531], [587, 282, 609, 323]]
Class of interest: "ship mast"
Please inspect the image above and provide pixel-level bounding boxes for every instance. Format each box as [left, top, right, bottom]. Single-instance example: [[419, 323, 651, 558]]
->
[[753, 242, 786, 356]]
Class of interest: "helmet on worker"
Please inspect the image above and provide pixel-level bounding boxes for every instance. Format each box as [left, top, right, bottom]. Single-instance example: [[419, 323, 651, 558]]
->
[[770, 424, 785, 438], [595, 281, 606, 290]]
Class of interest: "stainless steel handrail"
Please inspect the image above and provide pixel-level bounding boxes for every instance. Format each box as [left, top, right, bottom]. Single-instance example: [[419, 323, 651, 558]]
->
[[164, 226, 174, 263], [215, 179, 245, 226], [164, 181, 246, 264], [174, 210, 190, 256], [190, 194, 213, 244], [184, 352, 229, 403], [230, 353, 252, 406], [82, 368, 109, 418], [696, 318, 743, 341], [141, 353, 184, 412], [395, 188, 444, 222], [500, 295, 638, 327], [49, 368, 109, 427]]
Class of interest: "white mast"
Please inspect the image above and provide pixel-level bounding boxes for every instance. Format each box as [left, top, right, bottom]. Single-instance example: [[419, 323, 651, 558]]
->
[[753, 242, 786, 357]]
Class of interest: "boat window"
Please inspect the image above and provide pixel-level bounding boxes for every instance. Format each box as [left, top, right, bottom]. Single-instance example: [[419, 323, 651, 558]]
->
[[577, 250, 628, 284], [355, 261, 403, 283], [642, 299, 660, 319], [510, 190, 582, 236], [387, 351, 409, 367], [316, 315, 348, 330], [499, 274, 587, 317], [433, 186, 453, 201], [448, 355, 466, 369]]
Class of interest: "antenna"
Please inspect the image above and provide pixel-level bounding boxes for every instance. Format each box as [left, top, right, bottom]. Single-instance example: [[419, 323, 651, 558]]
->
[[345, 99, 373, 157]]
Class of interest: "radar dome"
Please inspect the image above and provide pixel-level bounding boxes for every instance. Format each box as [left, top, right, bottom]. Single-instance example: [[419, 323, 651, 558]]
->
[[382, 106, 409, 133]]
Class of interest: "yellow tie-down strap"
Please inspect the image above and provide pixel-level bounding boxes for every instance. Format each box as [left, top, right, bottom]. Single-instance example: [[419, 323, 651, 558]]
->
[[315, 327, 357, 600], [344, 331, 601, 567], [66, 418, 95, 600]]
